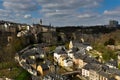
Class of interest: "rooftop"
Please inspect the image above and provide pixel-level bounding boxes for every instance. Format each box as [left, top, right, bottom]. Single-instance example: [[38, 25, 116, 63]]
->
[[54, 46, 67, 54]]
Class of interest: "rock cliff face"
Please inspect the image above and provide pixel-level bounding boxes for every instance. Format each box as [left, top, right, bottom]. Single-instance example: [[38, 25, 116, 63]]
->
[[1, 21, 119, 46], [35, 25, 120, 45], [55, 26, 119, 44]]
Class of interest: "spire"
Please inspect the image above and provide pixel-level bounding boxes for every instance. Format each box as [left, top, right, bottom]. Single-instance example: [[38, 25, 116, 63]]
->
[[40, 19, 42, 25], [81, 38, 84, 43], [69, 40, 73, 50]]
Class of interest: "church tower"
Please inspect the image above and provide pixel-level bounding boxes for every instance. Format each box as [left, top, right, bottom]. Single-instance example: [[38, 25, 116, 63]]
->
[[69, 41, 73, 50]]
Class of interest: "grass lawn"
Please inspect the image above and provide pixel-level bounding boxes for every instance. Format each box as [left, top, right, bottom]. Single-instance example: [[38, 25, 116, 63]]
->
[[15, 69, 31, 80], [0, 67, 21, 79], [0, 62, 31, 80]]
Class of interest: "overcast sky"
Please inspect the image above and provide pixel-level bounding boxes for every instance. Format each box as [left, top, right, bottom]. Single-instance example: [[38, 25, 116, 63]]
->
[[0, 0, 120, 26]]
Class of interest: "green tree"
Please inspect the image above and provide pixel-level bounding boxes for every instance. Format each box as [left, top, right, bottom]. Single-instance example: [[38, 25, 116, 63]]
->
[[102, 49, 117, 62], [118, 64, 120, 70], [104, 38, 115, 46], [102, 50, 111, 61]]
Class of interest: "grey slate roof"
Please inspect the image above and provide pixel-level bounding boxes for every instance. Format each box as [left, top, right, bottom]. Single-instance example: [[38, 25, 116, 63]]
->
[[26, 58, 36, 64], [99, 71, 110, 79], [83, 62, 120, 79], [72, 47, 79, 52], [74, 51, 99, 64], [54, 46, 67, 54], [41, 64, 49, 71], [83, 63, 102, 71], [43, 73, 65, 80], [105, 60, 118, 68], [72, 41, 91, 49], [107, 68, 120, 76], [83, 63, 112, 79], [21, 47, 45, 58]]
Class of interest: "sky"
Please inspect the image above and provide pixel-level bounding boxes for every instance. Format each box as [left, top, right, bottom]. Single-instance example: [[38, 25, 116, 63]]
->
[[0, 0, 120, 26]]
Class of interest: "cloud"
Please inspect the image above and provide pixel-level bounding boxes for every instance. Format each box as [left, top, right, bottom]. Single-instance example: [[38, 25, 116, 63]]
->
[[0, 0, 103, 26], [103, 7, 120, 24], [24, 14, 32, 19], [3, 0, 38, 12], [37, 0, 103, 26], [78, 14, 94, 18], [104, 10, 118, 15], [44, 10, 74, 18], [39, 0, 102, 15], [104, 7, 120, 15], [2, 0, 120, 26], [0, 9, 11, 16], [0, 0, 37, 23], [0, 9, 12, 21], [38, 0, 102, 9], [104, 10, 120, 16]]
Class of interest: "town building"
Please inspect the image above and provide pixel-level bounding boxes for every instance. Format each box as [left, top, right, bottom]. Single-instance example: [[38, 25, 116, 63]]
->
[[109, 20, 119, 27]]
